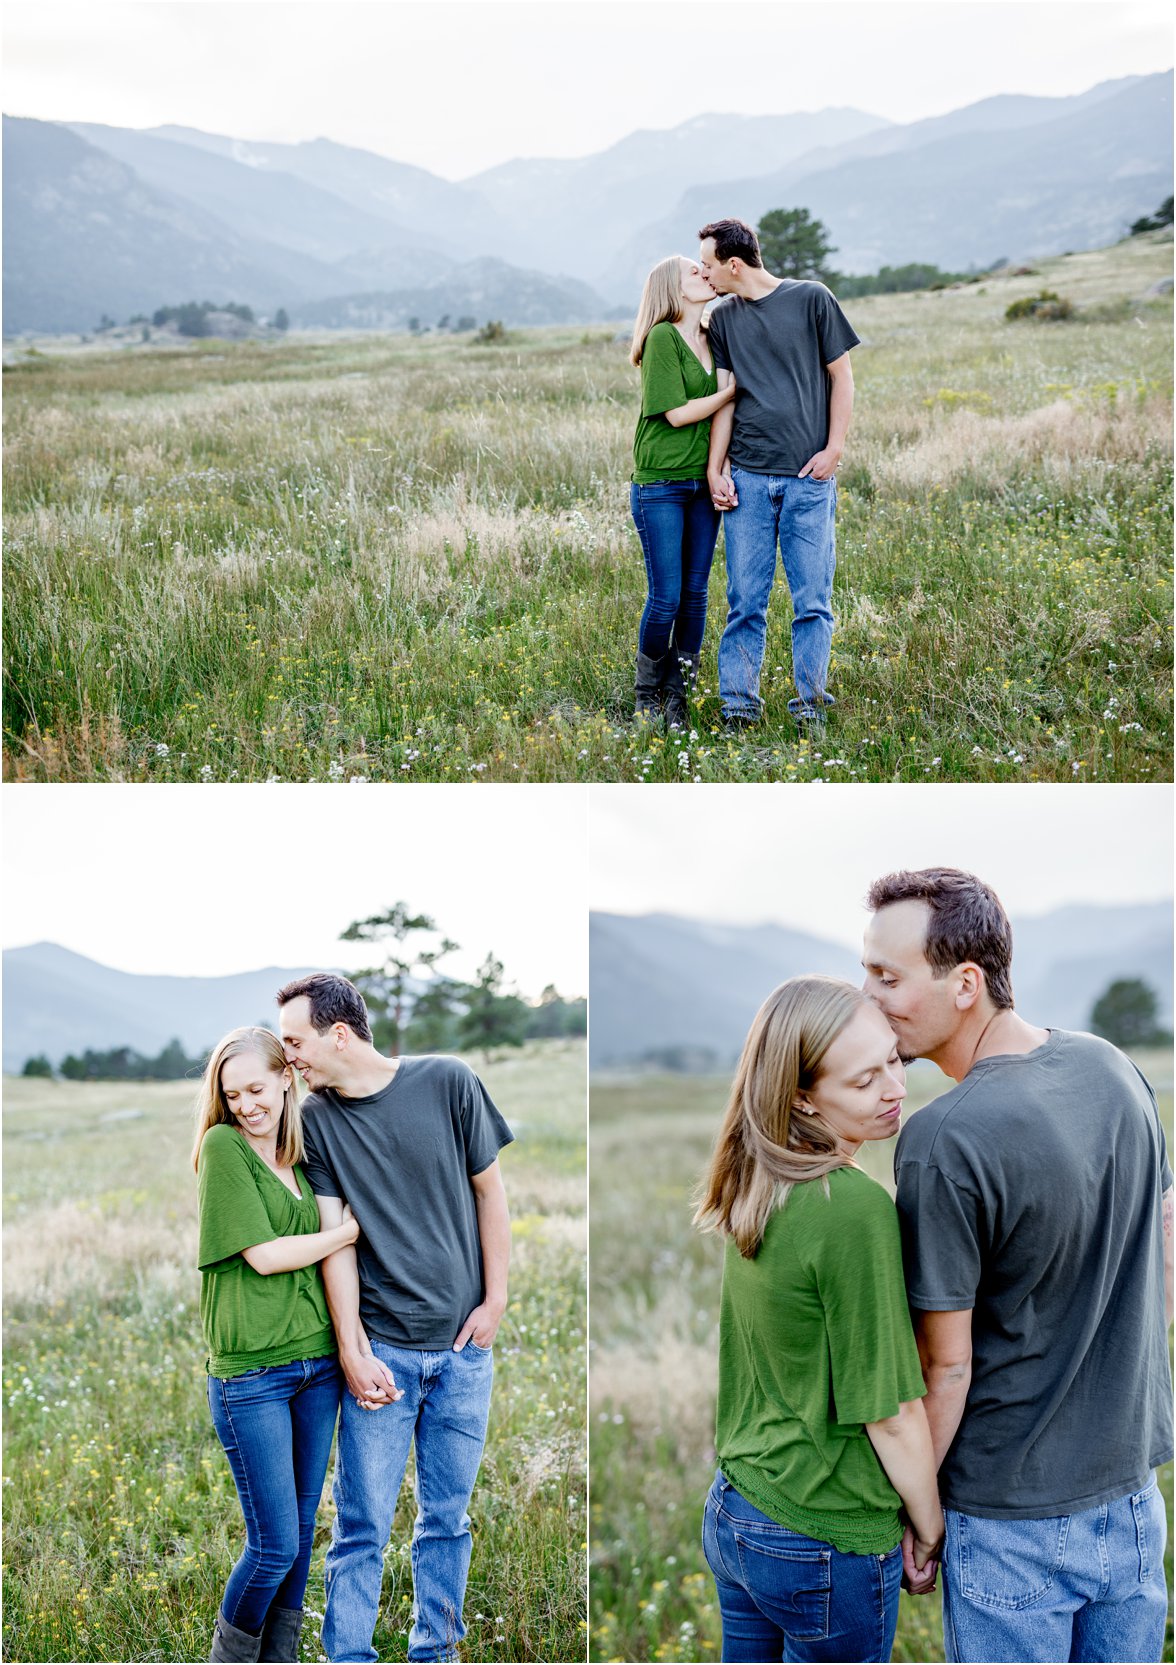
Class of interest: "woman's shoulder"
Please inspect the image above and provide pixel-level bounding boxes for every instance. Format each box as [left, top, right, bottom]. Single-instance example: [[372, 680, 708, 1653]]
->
[[829, 1165, 898, 1224], [644, 320, 681, 352], [198, 1122, 248, 1167]]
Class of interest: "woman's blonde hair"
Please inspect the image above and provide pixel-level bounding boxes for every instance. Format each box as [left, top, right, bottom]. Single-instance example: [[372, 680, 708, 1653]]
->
[[191, 1026, 303, 1172], [693, 976, 867, 1258], [630, 255, 685, 366]]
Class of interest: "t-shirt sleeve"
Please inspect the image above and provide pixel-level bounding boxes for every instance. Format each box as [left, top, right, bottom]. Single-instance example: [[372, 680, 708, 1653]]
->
[[640, 325, 689, 417], [299, 1112, 342, 1200], [813, 1181, 927, 1425], [196, 1127, 278, 1269], [815, 286, 860, 364], [895, 1153, 983, 1312], [457, 1064, 515, 1175], [707, 305, 731, 374]]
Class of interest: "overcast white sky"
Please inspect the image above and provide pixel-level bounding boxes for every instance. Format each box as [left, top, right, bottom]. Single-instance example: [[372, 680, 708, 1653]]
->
[[5, 1, 1172, 179], [590, 785, 1173, 949], [3, 784, 587, 995]]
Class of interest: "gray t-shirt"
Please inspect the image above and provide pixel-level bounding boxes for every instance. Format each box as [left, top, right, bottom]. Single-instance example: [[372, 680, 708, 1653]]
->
[[895, 1029, 1172, 1518], [300, 1054, 514, 1349], [707, 280, 860, 475]]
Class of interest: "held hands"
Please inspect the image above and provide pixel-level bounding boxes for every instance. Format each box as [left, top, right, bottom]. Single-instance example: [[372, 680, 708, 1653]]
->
[[452, 1297, 505, 1352], [342, 1345, 403, 1412], [708, 466, 738, 511], [900, 1521, 943, 1596]]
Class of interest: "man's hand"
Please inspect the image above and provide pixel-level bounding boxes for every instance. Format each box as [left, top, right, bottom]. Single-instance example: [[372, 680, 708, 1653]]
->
[[341, 1346, 403, 1410], [798, 447, 841, 480], [708, 465, 738, 510], [453, 1298, 505, 1352], [900, 1522, 940, 1594]]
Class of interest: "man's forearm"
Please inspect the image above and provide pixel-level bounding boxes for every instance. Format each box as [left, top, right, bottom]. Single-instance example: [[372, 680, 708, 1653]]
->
[[321, 1245, 366, 1354], [708, 402, 734, 474], [922, 1361, 971, 1468], [826, 367, 854, 456], [476, 1181, 511, 1310]]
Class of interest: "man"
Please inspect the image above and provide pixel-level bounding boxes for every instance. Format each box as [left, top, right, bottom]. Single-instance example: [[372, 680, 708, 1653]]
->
[[862, 868, 1173, 1665], [276, 973, 513, 1665], [699, 216, 859, 732]]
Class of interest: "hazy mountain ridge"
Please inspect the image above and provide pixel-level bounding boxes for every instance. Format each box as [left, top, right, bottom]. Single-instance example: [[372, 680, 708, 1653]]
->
[[590, 903, 1174, 1070], [5, 75, 1171, 333], [2, 942, 330, 1072]]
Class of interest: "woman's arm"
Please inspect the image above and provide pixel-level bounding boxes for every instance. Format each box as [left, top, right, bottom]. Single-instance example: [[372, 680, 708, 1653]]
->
[[664, 378, 736, 429], [864, 1397, 944, 1562], [241, 1208, 359, 1276]]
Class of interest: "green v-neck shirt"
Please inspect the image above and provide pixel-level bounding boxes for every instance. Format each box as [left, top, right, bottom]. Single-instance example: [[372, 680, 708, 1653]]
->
[[632, 321, 718, 482], [197, 1123, 336, 1377]]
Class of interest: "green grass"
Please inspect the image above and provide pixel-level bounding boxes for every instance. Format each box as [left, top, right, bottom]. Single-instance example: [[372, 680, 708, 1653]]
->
[[588, 1050, 1175, 1664], [2, 1039, 587, 1663], [3, 234, 1171, 781]]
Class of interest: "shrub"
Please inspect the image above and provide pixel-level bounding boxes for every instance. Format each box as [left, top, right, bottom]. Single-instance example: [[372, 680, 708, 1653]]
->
[[1005, 290, 1074, 322], [476, 319, 509, 344]]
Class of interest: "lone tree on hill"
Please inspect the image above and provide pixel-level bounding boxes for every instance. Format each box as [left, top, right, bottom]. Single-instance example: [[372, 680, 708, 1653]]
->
[[756, 207, 839, 285], [1089, 978, 1172, 1049], [341, 902, 458, 1056]]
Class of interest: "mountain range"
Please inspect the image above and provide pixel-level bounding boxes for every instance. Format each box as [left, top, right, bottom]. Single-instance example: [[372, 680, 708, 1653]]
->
[[2, 942, 331, 1073], [590, 903, 1173, 1071], [4, 71, 1171, 335]]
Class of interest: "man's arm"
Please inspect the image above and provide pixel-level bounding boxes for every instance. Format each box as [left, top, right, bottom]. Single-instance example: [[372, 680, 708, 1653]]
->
[[798, 351, 854, 480], [1163, 1185, 1173, 1327], [912, 1307, 973, 1466], [315, 1193, 402, 1407], [453, 1158, 511, 1350], [897, 1307, 972, 1592], [707, 370, 738, 509]]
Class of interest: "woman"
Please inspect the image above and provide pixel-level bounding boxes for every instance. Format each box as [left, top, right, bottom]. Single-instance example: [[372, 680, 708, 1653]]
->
[[193, 1026, 360, 1664], [694, 978, 943, 1664], [630, 254, 736, 724]]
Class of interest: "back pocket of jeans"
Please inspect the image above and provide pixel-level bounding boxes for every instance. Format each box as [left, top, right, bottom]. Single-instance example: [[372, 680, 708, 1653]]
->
[[954, 1511, 1069, 1610], [732, 1529, 830, 1638]]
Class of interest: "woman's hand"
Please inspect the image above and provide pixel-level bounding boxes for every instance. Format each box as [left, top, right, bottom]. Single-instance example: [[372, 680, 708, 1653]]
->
[[719, 375, 737, 403], [340, 1203, 360, 1246], [901, 1521, 943, 1593]]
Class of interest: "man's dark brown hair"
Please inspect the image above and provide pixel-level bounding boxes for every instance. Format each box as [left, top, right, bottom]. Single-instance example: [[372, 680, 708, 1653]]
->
[[275, 972, 373, 1042], [699, 218, 763, 267], [866, 868, 1015, 1010]]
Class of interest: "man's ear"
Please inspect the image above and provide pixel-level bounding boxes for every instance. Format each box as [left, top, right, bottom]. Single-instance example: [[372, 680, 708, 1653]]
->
[[333, 1023, 349, 1050], [955, 964, 984, 1011]]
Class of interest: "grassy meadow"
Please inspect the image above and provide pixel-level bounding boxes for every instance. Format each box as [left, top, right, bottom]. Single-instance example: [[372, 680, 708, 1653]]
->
[[588, 1051, 1175, 1665], [2, 1039, 587, 1664], [3, 232, 1172, 783]]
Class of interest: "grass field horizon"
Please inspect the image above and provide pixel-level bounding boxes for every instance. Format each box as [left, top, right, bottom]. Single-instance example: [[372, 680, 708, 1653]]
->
[[2, 1039, 587, 1664], [4, 233, 1172, 783], [588, 1049, 1175, 1664]]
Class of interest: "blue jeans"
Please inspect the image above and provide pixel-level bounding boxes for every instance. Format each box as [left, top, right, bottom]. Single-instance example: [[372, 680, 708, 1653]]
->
[[942, 1477, 1168, 1663], [718, 467, 838, 718], [207, 1354, 342, 1634], [630, 478, 721, 660], [322, 1339, 495, 1664], [702, 1472, 902, 1663]]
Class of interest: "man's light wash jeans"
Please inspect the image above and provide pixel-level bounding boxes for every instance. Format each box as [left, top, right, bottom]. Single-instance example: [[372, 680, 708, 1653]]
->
[[321, 1339, 494, 1664], [942, 1476, 1168, 1663], [717, 466, 837, 720]]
